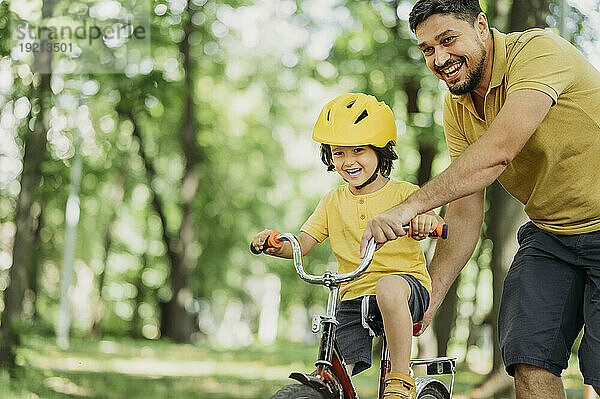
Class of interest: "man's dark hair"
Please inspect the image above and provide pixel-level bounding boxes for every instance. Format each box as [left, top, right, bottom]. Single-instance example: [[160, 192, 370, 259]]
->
[[409, 0, 483, 33], [320, 141, 398, 177]]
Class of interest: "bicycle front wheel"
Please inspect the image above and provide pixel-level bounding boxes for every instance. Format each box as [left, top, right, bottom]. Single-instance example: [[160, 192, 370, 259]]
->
[[270, 384, 325, 399], [418, 384, 448, 399]]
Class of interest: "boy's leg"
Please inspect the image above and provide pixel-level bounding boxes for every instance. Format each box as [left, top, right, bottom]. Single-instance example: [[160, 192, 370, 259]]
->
[[335, 298, 374, 375], [375, 275, 412, 374], [346, 363, 355, 376]]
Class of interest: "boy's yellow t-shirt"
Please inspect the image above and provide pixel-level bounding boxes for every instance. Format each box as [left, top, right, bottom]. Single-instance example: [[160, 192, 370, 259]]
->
[[300, 180, 432, 301]]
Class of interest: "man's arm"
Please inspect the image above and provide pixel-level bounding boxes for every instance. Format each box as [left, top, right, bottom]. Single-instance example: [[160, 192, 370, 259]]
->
[[416, 190, 485, 334], [360, 89, 552, 257]]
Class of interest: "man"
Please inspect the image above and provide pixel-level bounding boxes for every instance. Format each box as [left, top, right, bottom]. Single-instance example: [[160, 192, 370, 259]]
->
[[358, 0, 600, 397]]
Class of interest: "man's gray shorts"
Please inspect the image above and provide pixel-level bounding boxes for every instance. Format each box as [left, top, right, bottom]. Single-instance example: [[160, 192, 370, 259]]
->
[[335, 274, 430, 375], [499, 222, 600, 386]]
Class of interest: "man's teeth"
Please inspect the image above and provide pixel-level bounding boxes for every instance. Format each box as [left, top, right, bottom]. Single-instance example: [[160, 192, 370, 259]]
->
[[443, 62, 461, 77]]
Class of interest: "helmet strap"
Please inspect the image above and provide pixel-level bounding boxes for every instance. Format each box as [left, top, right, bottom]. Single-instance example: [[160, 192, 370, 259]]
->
[[353, 165, 380, 191]]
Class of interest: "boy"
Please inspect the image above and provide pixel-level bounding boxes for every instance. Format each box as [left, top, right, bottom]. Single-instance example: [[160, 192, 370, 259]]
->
[[251, 93, 443, 398]]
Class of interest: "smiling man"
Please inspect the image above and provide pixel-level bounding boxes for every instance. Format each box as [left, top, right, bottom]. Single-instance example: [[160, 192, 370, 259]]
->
[[358, 0, 600, 397]]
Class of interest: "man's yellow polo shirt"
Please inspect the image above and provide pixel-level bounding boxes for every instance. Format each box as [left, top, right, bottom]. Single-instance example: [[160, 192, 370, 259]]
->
[[443, 29, 600, 234], [301, 180, 431, 301]]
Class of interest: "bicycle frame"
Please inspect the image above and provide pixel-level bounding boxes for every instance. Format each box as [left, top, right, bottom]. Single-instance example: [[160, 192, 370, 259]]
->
[[276, 232, 454, 399], [278, 232, 373, 398]]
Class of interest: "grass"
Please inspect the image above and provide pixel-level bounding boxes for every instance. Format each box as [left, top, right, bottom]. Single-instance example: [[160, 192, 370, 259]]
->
[[0, 334, 592, 398]]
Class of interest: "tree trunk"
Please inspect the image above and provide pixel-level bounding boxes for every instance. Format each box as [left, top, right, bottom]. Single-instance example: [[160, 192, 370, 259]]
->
[[433, 280, 458, 357], [509, 0, 552, 30], [0, 0, 54, 370], [161, 4, 202, 343], [485, 182, 526, 366], [468, 367, 514, 399], [27, 201, 43, 321], [90, 216, 116, 339], [132, 252, 148, 338], [125, 109, 189, 341]]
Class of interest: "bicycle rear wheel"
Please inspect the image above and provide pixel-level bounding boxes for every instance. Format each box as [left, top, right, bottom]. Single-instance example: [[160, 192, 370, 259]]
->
[[270, 384, 325, 399], [418, 384, 448, 399]]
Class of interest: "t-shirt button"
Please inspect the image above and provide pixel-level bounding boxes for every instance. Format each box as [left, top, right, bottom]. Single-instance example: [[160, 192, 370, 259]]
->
[[359, 199, 364, 204], [360, 215, 365, 219]]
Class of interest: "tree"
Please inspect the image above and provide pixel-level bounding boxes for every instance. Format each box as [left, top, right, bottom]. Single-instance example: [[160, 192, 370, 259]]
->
[[0, 0, 54, 370]]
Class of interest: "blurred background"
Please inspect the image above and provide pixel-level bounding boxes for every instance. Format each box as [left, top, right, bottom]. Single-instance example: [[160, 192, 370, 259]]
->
[[0, 0, 598, 398]]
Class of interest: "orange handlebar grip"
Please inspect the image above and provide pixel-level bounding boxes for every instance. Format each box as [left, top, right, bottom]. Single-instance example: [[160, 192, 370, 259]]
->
[[404, 223, 448, 239], [434, 224, 448, 239], [267, 231, 284, 249], [250, 231, 283, 255]]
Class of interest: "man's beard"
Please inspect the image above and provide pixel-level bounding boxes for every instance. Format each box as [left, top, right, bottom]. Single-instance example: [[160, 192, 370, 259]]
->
[[442, 46, 486, 96]]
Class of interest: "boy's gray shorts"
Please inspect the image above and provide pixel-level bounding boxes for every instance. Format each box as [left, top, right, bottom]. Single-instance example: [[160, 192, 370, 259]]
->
[[335, 274, 430, 375], [499, 222, 600, 386]]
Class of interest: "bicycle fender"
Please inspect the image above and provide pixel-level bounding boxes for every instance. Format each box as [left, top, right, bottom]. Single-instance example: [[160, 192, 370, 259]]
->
[[289, 372, 339, 399], [415, 376, 450, 399]]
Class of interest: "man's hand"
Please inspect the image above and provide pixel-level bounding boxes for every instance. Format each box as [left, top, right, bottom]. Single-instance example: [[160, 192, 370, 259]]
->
[[359, 204, 415, 258], [415, 305, 435, 336]]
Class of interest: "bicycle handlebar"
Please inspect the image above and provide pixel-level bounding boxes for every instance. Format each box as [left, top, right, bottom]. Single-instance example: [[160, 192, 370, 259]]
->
[[249, 222, 447, 286], [250, 223, 447, 255], [278, 232, 378, 286], [250, 231, 376, 285]]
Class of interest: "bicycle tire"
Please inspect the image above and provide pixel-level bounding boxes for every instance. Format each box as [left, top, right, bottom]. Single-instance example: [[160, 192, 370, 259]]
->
[[270, 384, 325, 399], [418, 384, 448, 399]]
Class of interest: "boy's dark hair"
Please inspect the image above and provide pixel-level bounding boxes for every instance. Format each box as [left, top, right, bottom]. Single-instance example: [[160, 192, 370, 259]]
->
[[320, 141, 398, 177], [409, 0, 483, 33]]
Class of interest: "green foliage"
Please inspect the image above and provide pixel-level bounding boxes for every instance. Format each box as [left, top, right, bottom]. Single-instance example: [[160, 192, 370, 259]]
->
[[0, 334, 587, 398], [0, 0, 597, 383]]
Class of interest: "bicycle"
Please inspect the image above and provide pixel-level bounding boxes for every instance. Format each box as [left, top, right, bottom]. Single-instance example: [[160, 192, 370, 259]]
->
[[251, 224, 456, 399]]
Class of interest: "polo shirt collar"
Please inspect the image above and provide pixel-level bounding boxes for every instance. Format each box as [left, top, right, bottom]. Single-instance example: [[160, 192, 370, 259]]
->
[[451, 28, 507, 105], [489, 28, 506, 90]]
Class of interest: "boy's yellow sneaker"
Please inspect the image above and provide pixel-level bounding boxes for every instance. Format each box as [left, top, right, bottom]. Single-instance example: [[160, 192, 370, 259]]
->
[[383, 372, 417, 399]]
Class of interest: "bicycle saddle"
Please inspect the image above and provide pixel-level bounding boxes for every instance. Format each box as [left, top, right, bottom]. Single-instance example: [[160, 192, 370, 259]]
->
[[361, 295, 424, 337]]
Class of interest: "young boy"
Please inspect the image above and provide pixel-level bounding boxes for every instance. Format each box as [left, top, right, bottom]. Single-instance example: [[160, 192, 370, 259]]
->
[[251, 93, 442, 399]]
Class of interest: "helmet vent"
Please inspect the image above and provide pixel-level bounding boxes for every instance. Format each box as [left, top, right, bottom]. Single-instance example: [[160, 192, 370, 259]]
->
[[345, 100, 356, 108], [326, 109, 331, 121], [354, 110, 368, 124]]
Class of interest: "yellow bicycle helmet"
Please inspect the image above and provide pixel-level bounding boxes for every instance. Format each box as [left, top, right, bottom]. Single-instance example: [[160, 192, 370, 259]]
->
[[312, 93, 396, 147]]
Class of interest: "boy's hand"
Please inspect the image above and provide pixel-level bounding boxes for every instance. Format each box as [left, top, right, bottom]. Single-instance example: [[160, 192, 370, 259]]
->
[[410, 214, 439, 241], [251, 229, 280, 255]]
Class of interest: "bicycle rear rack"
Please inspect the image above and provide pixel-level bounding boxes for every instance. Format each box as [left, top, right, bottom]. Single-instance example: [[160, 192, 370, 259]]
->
[[410, 357, 456, 397]]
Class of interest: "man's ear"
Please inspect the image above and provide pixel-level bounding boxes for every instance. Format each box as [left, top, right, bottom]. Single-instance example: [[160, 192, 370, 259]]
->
[[474, 12, 490, 41]]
